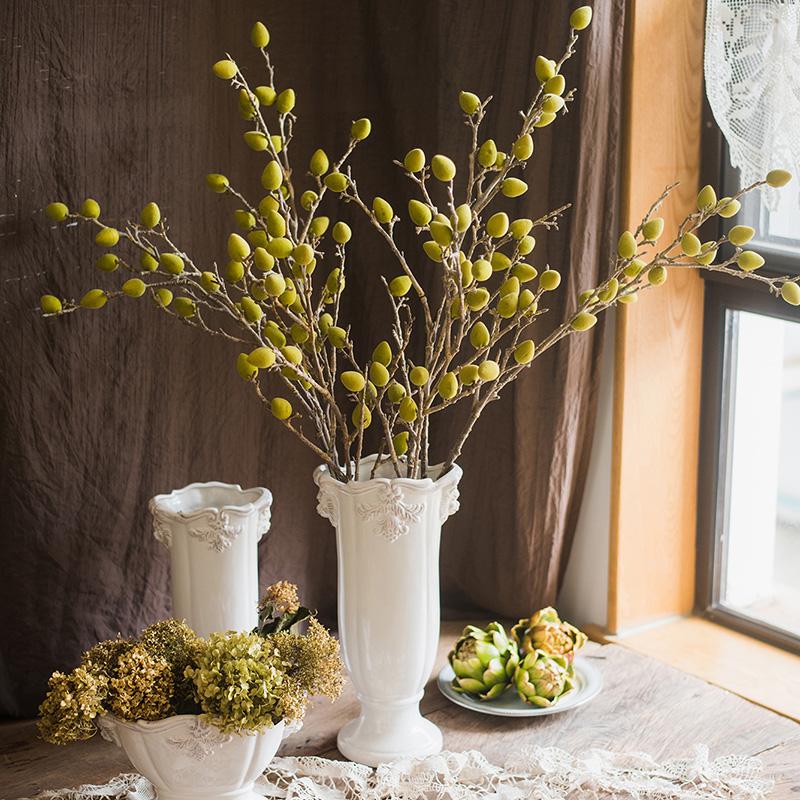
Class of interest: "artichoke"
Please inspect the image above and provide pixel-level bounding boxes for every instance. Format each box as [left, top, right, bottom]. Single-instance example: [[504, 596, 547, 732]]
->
[[514, 649, 574, 707], [511, 607, 587, 664], [449, 622, 519, 700]]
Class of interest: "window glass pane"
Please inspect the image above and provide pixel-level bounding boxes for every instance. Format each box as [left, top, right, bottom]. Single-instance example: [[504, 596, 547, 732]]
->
[[722, 310, 800, 636], [732, 173, 800, 257]]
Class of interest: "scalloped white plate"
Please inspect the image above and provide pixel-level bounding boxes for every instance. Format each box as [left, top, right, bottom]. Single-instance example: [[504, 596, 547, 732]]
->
[[437, 656, 603, 717]]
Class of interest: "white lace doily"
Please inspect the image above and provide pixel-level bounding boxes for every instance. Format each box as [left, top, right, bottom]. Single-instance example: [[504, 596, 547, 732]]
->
[[705, 0, 800, 210], [21, 745, 774, 800]]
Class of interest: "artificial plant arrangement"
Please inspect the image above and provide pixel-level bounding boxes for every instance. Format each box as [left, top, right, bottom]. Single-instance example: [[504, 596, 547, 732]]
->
[[37, 582, 342, 744], [449, 607, 587, 707], [38, 7, 797, 483]]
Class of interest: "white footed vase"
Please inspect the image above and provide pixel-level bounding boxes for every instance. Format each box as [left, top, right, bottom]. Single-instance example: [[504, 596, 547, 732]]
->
[[149, 482, 272, 637], [314, 455, 462, 767], [99, 714, 288, 800]]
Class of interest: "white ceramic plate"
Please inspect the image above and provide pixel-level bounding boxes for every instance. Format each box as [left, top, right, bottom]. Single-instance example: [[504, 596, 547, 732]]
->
[[437, 656, 603, 717]]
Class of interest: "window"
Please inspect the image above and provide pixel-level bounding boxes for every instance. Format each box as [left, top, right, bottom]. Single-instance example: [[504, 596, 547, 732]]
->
[[697, 141, 800, 654]]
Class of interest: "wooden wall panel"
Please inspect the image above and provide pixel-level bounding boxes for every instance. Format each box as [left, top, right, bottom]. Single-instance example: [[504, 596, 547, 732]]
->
[[609, 0, 706, 632]]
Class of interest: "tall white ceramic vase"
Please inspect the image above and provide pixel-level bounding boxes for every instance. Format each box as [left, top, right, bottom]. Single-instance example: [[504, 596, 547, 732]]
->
[[314, 455, 462, 767], [149, 481, 272, 637]]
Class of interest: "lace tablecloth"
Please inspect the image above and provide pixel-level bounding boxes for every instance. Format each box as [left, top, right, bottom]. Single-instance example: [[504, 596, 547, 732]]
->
[[21, 745, 773, 799]]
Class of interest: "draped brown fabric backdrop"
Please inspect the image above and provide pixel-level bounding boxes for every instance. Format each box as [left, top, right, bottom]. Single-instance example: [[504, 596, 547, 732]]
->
[[0, 1, 624, 716]]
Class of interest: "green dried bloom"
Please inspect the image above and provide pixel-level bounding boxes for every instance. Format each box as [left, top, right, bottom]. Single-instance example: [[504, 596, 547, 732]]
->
[[82, 636, 132, 677], [109, 645, 174, 721], [38, 667, 108, 745], [139, 619, 198, 707]]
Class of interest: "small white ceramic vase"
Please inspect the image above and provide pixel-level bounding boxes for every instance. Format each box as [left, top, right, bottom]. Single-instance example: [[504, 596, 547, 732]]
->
[[149, 482, 272, 637], [314, 455, 462, 766], [99, 714, 288, 800]]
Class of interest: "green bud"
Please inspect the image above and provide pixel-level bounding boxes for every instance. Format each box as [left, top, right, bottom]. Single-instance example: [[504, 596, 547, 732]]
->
[[234, 209, 256, 231], [290, 243, 313, 267], [697, 184, 717, 210], [408, 199, 433, 227], [486, 212, 509, 238], [387, 382, 406, 403], [173, 297, 196, 318], [438, 372, 459, 400], [618, 293, 638, 304], [728, 225, 755, 246], [717, 197, 740, 218], [519, 288, 536, 311], [534, 111, 556, 128], [392, 431, 409, 456], [160, 253, 184, 275], [271, 397, 293, 420], [459, 364, 479, 385], [309, 216, 330, 238], [278, 280, 297, 307], [352, 403, 372, 429], [332, 221, 352, 244], [261, 161, 283, 191], [517, 235, 535, 256], [542, 93, 564, 114], [430, 220, 453, 246], [290, 323, 309, 344], [431, 154, 456, 182], [512, 134, 534, 161], [766, 169, 792, 188], [781, 281, 800, 305], [423, 241, 443, 262], [40, 294, 63, 314], [266, 237, 293, 259], [79, 199, 100, 218], [264, 272, 287, 297], [154, 288, 172, 307], [250, 21, 270, 47], [460, 259, 473, 287], [470, 321, 491, 349], [318, 313, 333, 334], [372, 340, 392, 366], [270, 135, 283, 153], [648, 265, 667, 285], [197, 271, 220, 293], [137, 201, 159, 229], [324, 172, 349, 192], [300, 190, 318, 211], [309, 148, 329, 176], [478, 139, 498, 168], [373, 196, 394, 224], [341, 371, 366, 393], [500, 276, 520, 296], [276, 88, 296, 113], [642, 217, 664, 241], [598, 277, 620, 303], [205, 173, 229, 193], [623, 258, 645, 278], [390, 275, 412, 296], [502, 178, 528, 198], [95, 227, 119, 247], [570, 5, 593, 29], [458, 91, 481, 115], [255, 85, 276, 106], [509, 219, 532, 240], [514, 339, 536, 364], [280, 346, 302, 367], [404, 148, 426, 173], [351, 117, 372, 140], [95, 253, 118, 272], [497, 292, 519, 318], [45, 202, 69, 222], [472, 259, 492, 281], [244, 131, 269, 151], [241, 296, 263, 323], [137, 251, 156, 271], [466, 287, 490, 310], [228, 232, 251, 260], [454, 204, 472, 232], [617, 230, 637, 259], [571, 311, 597, 331], [696, 242, 717, 265], [539, 269, 561, 291], [681, 232, 701, 256], [80, 289, 107, 309], [212, 59, 237, 79], [478, 360, 500, 381], [120, 278, 147, 300], [263, 321, 287, 347], [325, 268, 343, 294], [512, 263, 538, 282], [534, 56, 557, 83], [327, 326, 347, 348], [253, 247, 275, 272], [410, 366, 429, 386], [399, 396, 418, 423], [248, 347, 275, 369], [737, 250, 765, 272], [236, 353, 258, 381], [545, 74, 566, 95], [369, 361, 390, 387]]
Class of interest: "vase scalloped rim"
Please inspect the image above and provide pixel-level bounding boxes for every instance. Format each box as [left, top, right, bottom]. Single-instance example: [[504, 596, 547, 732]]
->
[[150, 481, 273, 521], [98, 712, 285, 736], [314, 454, 463, 494]]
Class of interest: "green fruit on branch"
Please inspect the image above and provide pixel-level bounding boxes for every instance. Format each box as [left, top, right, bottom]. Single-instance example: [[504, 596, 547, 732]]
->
[[399, 396, 417, 422], [248, 347, 275, 369], [46, 202, 69, 221], [276, 88, 295, 113], [681, 232, 701, 256], [728, 225, 755, 246], [570, 5, 593, 30], [571, 311, 597, 331], [351, 117, 372, 140], [261, 161, 283, 191], [174, 297, 196, 318], [244, 131, 268, 151], [460, 363, 479, 385], [403, 148, 425, 173], [212, 59, 237, 80], [80, 198, 100, 218], [458, 91, 481, 115], [545, 74, 566, 95], [228, 232, 251, 260], [271, 397, 292, 420], [514, 340, 535, 364], [160, 253, 184, 275], [392, 431, 409, 456], [254, 85, 276, 106], [237, 353, 258, 381], [140, 202, 161, 229], [324, 172, 348, 192], [478, 139, 498, 168], [472, 259, 492, 281], [539, 269, 561, 291], [122, 279, 146, 298], [438, 372, 458, 400], [80, 289, 107, 309], [205, 173, 229, 193], [502, 178, 528, 198], [535, 55, 556, 83], [514, 649, 573, 707], [486, 212, 509, 238], [154, 288, 173, 307], [40, 295, 63, 314], [408, 199, 432, 227], [373, 197, 393, 224], [332, 221, 352, 244], [309, 148, 329, 176], [766, 169, 792, 188], [737, 251, 764, 272], [513, 134, 534, 161], [781, 282, 800, 306], [696, 184, 717, 210], [648, 265, 667, 285], [431, 154, 456, 182], [448, 622, 519, 700], [478, 360, 499, 381], [225, 260, 245, 282], [617, 230, 637, 259], [96, 254, 118, 272], [251, 21, 269, 48], [387, 381, 406, 403], [717, 198, 740, 218], [341, 371, 366, 393], [641, 217, 664, 241], [95, 227, 119, 248]]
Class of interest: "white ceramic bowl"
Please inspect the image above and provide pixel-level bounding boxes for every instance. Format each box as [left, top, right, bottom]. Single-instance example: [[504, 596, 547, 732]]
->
[[99, 714, 289, 800]]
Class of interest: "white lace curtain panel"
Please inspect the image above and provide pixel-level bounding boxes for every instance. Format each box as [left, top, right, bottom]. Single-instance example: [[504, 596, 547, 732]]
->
[[705, 0, 800, 209], [21, 746, 774, 800]]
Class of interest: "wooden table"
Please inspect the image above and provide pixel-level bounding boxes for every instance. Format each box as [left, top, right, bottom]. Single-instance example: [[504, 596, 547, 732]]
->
[[2, 623, 799, 798]]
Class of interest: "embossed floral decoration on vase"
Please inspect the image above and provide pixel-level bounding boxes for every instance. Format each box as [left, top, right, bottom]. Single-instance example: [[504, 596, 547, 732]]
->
[[38, 4, 796, 766]]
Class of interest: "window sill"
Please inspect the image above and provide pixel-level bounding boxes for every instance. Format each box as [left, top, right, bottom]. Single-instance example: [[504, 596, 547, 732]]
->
[[597, 616, 800, 722]]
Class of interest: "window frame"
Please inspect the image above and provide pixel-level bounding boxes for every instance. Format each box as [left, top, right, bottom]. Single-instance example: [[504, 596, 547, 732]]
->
[[696, 102, 800, 655]]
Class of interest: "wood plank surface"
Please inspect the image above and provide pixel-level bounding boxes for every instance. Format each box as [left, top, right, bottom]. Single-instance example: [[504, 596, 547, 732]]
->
[[609, 0, 706, 631], [2, 623, 798, 798]]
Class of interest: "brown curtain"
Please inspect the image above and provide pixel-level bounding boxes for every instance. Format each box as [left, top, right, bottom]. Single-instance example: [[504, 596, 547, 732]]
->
[[0, 0, 624, 716]]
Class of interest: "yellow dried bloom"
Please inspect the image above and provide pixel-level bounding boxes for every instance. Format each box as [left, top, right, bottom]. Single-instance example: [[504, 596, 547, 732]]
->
[[264, 581, 301, 615], [38, 667, 109, 745], [109, 645, 174, 721]]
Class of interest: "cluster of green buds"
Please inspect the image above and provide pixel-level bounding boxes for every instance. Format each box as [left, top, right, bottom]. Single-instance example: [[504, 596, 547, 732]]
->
[[449, 608, 586, 705], [37, 6, 798, 482]]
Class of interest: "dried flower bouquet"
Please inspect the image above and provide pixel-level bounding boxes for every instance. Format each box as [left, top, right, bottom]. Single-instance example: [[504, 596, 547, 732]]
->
[[39, 7, 797, 482]]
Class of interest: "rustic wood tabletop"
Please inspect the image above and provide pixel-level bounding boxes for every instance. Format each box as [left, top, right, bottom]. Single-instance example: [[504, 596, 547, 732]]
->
[[2, 622, 799, 799]]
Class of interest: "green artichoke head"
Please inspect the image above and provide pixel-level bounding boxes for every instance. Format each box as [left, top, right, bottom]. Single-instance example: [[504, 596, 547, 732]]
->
[[448, 622, 519, 700], [511, 607, 587, 663], [514, 649, 574, 707]]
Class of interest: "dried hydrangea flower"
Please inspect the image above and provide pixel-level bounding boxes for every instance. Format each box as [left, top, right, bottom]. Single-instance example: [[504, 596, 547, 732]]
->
[[263, 581, 300, 615], [109, 645, 174, 721], [37, 666, 108, 745]]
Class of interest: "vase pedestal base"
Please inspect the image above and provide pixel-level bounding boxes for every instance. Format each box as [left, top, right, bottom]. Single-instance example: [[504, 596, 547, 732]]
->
[[336, 699, 443, 767]]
